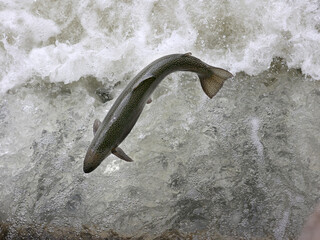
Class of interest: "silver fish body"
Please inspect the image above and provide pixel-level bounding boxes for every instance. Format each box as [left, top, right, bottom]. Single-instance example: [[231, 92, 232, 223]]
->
[[83, 53, 233, 173]]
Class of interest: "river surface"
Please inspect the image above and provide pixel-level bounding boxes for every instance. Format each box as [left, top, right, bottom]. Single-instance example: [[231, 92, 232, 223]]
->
[[0, 0, 320, 239]]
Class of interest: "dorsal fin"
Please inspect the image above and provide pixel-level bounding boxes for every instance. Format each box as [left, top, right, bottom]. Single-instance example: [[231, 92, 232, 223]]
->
[[132, 76, 155, 91]]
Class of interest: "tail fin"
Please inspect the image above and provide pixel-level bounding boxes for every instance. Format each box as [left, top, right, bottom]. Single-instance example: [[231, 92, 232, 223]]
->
[[199, 67, 233, 99]]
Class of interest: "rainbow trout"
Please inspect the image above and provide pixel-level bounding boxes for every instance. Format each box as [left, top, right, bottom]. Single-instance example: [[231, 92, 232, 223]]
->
[[83, 53, 233, 173]]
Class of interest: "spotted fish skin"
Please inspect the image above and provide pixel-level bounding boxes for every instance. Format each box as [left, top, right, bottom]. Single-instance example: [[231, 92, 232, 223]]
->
[[83, 53, 233, 173]]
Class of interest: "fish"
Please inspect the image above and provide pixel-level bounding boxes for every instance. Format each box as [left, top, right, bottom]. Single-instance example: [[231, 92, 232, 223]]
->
[[83, 53, 233, 173]]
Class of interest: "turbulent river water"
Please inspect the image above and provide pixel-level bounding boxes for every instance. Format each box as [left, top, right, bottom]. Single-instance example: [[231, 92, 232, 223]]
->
[[0, 0, 320, 239]]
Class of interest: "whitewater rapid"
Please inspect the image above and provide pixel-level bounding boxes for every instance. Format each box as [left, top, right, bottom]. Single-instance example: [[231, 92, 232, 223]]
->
[[1, 0, 320, 94], [0, 0, 320, 239]]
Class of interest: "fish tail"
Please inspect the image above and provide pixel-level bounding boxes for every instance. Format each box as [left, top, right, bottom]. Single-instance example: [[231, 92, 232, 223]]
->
[[199, 66, 233, 99]]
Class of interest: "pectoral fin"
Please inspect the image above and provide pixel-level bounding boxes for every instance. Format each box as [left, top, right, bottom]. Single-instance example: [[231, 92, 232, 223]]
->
[[112, 147, 133, 162], [93, 119, 101, 134]]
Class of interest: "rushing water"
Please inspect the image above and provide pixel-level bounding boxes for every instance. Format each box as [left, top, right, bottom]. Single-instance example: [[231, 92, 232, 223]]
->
[[0, 0, 320, 239]]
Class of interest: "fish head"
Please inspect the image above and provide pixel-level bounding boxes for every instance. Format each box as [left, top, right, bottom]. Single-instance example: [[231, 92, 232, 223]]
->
[[83, 147, 110, 173]]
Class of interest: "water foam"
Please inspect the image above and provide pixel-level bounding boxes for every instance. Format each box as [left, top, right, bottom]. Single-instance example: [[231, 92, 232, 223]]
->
[[250, 117, 264, 163], [0, 0, 319, 93]]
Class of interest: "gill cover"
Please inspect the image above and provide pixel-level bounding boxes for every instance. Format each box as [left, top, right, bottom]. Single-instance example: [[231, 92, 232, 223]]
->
[[92, 118, 134, 162]]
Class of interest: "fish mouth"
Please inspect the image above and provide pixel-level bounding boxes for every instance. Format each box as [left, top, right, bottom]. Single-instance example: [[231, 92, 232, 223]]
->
[[83, 149, 106, 173], [83, 165, 95, 174]]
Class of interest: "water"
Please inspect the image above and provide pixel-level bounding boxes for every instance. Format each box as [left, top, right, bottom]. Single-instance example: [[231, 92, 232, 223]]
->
[[0, 0, 320, 239]]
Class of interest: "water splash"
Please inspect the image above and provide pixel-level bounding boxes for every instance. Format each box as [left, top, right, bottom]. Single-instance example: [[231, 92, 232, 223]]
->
[[1, 0, 320, 93]]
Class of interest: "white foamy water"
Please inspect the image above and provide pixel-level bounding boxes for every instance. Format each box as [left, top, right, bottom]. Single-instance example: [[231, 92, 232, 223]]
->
[[1, 1, 320, 239], [1, 0, 320, 93]]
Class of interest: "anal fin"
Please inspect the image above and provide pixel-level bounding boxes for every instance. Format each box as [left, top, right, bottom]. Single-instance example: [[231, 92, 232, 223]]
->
[[112, 147, 133, 162]]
